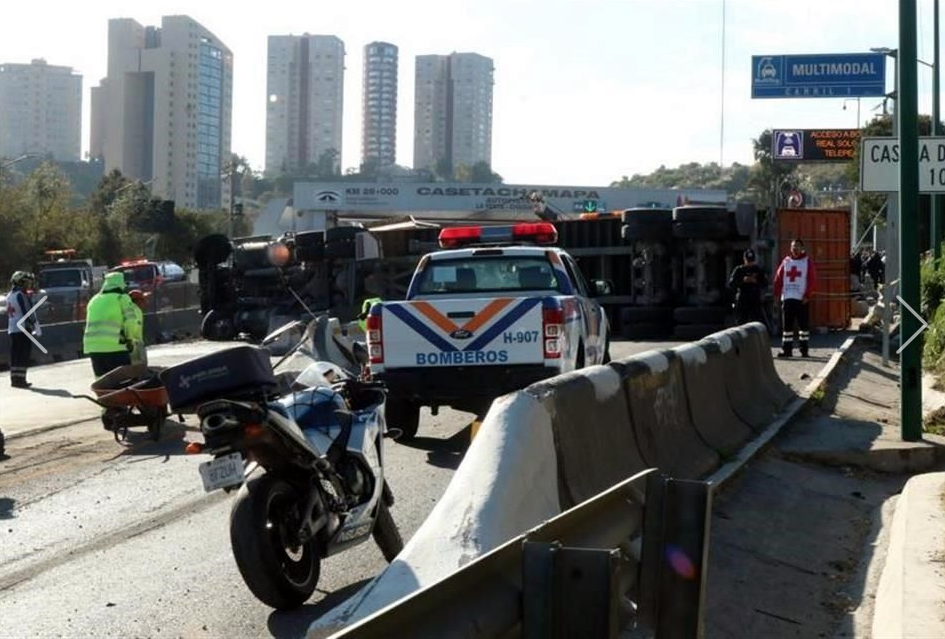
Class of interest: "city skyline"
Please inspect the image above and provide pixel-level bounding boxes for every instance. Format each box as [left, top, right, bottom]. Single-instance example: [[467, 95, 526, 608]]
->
[[265, 33, 345, 175], [0, 59, 82, 162], [362, 41, 398, 169], [0, 1, 922, 185], [90, 15, 233, 210]]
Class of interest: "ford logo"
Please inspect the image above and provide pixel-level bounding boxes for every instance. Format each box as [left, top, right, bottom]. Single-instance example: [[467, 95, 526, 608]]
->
[[450, 329, 474, 340]]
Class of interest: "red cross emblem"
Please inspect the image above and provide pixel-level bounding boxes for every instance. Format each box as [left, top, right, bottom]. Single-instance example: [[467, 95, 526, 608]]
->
[[787, 265, 802, 282]]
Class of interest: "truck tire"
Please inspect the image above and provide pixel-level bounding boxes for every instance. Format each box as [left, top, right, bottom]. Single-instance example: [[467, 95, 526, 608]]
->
[[201, 310, 236, 341], [194, 234, 232, 266], [673, 306, 728, 325], [621, 208, 671, 225], [621, 222, 672, 242], [673, 323, 727, 341], [672, 220, 730, 239], [387, 399, 421, 441], [372, 499, 404, 562]]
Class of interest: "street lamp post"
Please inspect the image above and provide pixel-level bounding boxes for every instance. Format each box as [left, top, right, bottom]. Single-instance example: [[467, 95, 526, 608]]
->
[[0, 154, 39, 185]]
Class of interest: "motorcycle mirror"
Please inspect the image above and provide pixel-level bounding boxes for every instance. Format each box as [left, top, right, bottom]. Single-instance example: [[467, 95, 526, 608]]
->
[[262, 320, 305, 346]]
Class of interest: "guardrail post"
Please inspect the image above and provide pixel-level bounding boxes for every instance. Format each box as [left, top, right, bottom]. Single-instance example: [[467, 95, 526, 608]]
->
[[639, 474, 712, 639], [522, 541, 621, 639]]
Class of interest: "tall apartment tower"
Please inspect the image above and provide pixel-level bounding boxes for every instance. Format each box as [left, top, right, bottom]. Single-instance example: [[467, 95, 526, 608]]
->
[[413, 52, 493, 172], [265, 34, 345, 175], [361, 41, 398, 169], [0, 59, 82, 162], [91, 16, 233, 210]]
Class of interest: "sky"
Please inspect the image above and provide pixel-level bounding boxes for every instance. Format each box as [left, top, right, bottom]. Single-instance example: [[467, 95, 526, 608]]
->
[[0, 0, 935, 185]]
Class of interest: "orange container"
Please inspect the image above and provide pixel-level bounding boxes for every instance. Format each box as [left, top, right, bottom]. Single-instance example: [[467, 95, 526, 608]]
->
[[776, 208, 851, 330]]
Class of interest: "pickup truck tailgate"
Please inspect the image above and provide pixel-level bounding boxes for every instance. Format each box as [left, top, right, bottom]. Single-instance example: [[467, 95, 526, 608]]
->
[[381, 297, 545, 368]]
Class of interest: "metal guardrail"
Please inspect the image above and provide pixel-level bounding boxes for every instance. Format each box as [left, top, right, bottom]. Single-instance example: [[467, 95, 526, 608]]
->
[[328, 471, 711, 639]]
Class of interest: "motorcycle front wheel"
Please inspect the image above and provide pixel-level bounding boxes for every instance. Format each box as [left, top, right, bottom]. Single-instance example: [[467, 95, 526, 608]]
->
[[230, 473, 321, 609], [372, 498, 404, 562]]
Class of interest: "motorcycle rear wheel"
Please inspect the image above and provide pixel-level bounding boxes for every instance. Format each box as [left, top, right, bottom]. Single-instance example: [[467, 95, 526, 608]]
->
[[230, 473, 321, 609]]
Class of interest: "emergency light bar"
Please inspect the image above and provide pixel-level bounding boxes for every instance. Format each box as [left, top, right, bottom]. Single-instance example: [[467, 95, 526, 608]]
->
[[438, 222, 558, 249]]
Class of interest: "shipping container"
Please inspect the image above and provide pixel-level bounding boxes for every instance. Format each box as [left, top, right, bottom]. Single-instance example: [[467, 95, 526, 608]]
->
[[777, 208, 851, 330]]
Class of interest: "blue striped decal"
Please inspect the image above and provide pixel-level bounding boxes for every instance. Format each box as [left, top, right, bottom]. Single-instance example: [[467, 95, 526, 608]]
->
[[387, 304, 458, 353], [464, 297, 542, 352]]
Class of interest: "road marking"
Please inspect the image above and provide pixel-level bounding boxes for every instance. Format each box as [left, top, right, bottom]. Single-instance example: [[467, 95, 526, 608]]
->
[[896, 295, 928, 355], [16, 295, 47, 354]]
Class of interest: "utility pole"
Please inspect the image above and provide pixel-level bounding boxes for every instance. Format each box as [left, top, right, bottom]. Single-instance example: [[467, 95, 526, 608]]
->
[[227, 164, 236, 239], [899, 0, 922, 441], [934, 0, 943, 260]]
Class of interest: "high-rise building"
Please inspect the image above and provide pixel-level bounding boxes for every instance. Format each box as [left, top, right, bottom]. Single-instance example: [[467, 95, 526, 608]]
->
[[361, 41, 398, 169], [91, 16, 233, 210], [0, 59, 82, 162], [413, 52, 493, 173], [265, 34, 345, 176]]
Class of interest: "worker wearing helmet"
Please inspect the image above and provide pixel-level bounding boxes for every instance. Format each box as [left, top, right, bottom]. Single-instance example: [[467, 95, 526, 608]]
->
[[83, 271, 139, 377], [127, 289, 149, 367], [6, 271, 41, 389]]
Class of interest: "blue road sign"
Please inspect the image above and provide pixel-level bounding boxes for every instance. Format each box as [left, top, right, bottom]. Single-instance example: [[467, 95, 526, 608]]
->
[[773, 131, 804, 159], [752, 53, 886, 99]]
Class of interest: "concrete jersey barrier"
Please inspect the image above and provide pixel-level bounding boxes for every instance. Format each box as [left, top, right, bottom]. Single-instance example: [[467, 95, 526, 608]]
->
[[0, 308, 202, 369], [311, 324, 797, 637], [310, 391, 560, 637]]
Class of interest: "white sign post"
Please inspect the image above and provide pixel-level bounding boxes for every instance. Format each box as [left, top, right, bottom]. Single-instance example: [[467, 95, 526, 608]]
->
[[861, 136, 945, 192]]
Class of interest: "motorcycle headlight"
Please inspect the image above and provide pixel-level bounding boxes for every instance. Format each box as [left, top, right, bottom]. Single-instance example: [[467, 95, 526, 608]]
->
[[267, 241, 292, 267]]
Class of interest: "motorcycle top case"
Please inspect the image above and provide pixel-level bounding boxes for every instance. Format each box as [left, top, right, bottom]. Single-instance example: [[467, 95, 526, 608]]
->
[[160, 345, 277, 412]]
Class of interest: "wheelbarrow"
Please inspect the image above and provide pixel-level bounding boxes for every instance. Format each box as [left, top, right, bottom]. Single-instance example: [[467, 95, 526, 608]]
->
[[73, 365, 170, 443]]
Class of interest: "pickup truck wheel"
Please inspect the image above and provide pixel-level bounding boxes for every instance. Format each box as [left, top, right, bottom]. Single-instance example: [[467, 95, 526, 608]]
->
[[387, 399, 420, 441]]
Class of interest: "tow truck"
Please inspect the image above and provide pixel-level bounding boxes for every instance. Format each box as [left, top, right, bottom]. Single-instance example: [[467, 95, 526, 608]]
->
[[366, 222, 611, 440]]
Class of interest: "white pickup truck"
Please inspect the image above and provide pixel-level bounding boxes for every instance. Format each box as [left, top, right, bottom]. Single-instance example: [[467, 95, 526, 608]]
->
[[366, 222, 611, 439]]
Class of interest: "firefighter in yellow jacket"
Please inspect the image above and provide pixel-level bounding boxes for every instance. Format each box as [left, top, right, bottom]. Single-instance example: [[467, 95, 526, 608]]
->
[[83, 272, 140, 377]]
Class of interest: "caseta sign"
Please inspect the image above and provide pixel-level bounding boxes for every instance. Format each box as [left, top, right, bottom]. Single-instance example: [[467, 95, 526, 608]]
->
[[860, 136, 945, 192], [293, 182, 727, 213]]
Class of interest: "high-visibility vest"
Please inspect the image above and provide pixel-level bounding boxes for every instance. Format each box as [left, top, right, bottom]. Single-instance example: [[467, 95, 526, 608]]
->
[[358, 297, 382, 331], [83, 291, 138, 354]]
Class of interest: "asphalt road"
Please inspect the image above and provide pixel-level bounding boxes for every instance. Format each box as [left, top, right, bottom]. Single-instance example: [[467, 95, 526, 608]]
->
[[0, 334, 840, 638]]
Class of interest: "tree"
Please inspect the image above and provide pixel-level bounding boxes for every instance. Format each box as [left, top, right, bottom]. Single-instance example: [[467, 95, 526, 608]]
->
[[90, 169, 131, 215], [314, 148, 340, 179], [433, 158, 453, 182]]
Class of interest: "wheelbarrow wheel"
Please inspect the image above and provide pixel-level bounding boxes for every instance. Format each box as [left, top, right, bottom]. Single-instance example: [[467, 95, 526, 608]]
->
[[102, 408, 130, 443]]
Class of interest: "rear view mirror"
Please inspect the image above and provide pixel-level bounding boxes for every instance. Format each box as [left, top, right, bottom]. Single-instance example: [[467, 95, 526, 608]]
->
[[262, 320, 304, 346], [593, 280, 614, 297]]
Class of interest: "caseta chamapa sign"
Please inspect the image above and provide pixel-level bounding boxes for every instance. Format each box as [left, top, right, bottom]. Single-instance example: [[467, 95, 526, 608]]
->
[[293, 182, 727, 214]]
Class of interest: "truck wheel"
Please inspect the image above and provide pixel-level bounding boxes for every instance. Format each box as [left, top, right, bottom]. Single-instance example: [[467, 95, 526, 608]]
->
[[387, 399, 420, 441], [201, 310, 235, 341], [672, 220, 730, 239]]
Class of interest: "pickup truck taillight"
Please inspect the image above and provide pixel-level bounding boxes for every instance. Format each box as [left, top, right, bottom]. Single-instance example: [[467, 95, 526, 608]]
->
[[367, 314, 384, 364], [542, 307, 564, 358]]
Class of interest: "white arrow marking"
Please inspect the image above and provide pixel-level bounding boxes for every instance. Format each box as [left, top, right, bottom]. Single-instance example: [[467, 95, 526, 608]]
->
[[16, 295, 48, 354], [896, 295, 928, 355]]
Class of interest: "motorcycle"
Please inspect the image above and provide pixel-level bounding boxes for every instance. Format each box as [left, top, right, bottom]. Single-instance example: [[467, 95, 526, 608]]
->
[[159, 317, 403, 610]]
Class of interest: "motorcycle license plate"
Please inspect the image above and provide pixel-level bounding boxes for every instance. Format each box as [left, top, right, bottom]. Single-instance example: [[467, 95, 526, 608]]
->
[[198, 452, 244, 492]]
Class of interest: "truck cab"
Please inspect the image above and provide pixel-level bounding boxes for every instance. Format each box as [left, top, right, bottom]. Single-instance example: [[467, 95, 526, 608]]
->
[[368, 222, 610, 439]]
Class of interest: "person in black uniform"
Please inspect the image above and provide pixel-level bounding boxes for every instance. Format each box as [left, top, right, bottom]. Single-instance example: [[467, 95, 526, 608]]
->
[[728, 249, 769, 325]]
